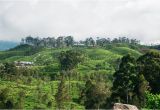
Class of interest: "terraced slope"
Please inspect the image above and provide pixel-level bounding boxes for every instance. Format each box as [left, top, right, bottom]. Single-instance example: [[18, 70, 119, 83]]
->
[[0, 46, 142, 77], [0, 45, 143, 109]]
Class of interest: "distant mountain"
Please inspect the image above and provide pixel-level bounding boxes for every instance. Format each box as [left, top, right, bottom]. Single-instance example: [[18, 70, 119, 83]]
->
[[152, 45, 160, 50], [0, 41, 18, 50]]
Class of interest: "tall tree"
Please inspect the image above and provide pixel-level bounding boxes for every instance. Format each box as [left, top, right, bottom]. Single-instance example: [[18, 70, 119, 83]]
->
[[85, 37, 95, 47], [132, 74, 149, 108], [111, 54, 137, 104], [58, 50, 83, 71], [64, 36, 74, 47], [25, 36, 34, 45], [50, 37, 56, 47], [137, 51, 160, 94], [58, 50, 84, 99], [34, 37, 40, 46], [56, 36, 64, 48], [96, 38, 111, 47], [81, 79, 110, 109]]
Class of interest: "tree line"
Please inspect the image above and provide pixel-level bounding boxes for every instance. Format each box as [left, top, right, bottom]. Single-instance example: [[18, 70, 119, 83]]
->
[[21, 36, 140, 48]]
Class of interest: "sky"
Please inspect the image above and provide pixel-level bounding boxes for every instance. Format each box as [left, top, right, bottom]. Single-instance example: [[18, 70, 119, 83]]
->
[[0, 0, 160, 44]]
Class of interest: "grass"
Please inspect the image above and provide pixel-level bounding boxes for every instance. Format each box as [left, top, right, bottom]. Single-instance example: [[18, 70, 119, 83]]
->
[[109, 47, 142, 58]]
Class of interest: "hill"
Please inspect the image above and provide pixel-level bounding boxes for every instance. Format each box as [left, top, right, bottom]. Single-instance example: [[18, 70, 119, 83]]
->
[[0, 44, 144, 109], [0, 41, 18, 50], [0, 44, 142, 78]]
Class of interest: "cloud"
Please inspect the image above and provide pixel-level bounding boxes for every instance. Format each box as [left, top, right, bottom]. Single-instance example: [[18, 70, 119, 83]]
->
[[0, 0, 160, 43]]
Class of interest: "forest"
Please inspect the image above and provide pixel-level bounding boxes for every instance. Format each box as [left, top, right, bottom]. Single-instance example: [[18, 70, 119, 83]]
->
[[0, 36, 160, 109]]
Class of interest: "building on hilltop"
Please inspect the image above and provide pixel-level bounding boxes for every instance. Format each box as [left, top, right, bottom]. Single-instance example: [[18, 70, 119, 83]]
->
[[14, 61, 34, 67]]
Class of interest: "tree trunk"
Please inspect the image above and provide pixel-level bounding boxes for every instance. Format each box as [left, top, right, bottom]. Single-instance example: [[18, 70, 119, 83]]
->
[[126, 89, 128, 104]]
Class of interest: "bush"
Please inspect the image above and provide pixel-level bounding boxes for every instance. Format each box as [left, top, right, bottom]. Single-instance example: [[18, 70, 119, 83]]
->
[[145, 92, 160, 109]]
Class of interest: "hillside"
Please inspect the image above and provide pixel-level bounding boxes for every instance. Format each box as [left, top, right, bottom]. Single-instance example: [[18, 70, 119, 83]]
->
[[0, 44, 148, 109], [0, 45, 142, 76]]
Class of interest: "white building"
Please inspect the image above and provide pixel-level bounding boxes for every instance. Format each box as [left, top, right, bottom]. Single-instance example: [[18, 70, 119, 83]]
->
[[14, 61, 34, 67]]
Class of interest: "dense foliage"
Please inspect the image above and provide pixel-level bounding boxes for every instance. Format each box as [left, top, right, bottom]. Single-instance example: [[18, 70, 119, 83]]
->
[[137, 51, 160, 94], [112, 54, 138, 104], [145, 92, 160, 109], [111, 51, 160, 108]]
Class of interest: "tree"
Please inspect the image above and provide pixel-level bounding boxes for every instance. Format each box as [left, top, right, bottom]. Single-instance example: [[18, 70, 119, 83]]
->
[[112, 38, 119, 43], [0, 88, 15, 109], [56, 36, 64, 48], [81, 79, 110, 109], [0, 64, 5, 78], [132, 74, 149, 108], [131, 39, 140, 45], [137, 51, 160, 94], [58, 50, 83, 71], [25, 36, 34, 45], [20, 38, 25, 44], [111, 54, 149, 108], [64, 36, 74, 47], [33, 37, 40, 46], [49, 37, 56, 47], [3, 62, 17, 75], [58, 50, 84, 99], [55, 77, 69, 109], [96, 38, 106, 47], [111, 54, 137, 104], [40, 37, 56, 47], [85, 37, 95, 47], [24, 36, 58, 47]]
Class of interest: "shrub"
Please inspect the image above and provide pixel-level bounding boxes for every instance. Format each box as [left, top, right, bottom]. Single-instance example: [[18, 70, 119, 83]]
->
[[145, 92, 160, 109]]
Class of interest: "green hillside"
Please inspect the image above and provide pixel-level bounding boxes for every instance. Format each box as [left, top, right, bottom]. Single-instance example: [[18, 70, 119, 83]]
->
[[0, 45, 142, 75], [1, 45, 142, 62], [0, 44, 143, 109]]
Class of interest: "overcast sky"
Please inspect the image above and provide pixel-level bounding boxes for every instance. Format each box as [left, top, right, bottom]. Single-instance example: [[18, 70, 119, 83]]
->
[[0, 0, 160, 43]]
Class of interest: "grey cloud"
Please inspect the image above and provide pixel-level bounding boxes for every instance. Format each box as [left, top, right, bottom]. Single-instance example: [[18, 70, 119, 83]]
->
[[0, 0, 160, 43]]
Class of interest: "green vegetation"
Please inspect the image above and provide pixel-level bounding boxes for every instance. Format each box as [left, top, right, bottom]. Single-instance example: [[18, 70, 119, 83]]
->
[[0, 36, 159, 109], [145, 92, 160, 109]]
